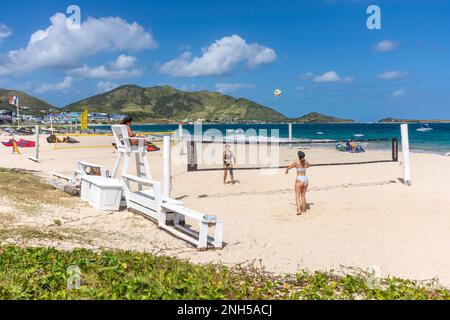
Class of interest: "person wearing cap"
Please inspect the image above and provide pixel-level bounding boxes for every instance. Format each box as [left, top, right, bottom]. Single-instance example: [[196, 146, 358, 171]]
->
[[285, 151, 311, 215]]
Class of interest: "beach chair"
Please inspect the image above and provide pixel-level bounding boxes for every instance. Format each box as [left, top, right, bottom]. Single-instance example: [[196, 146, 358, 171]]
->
[[111, 125, 151, 182], [122, 174, 223, 250], [50, 161, 111, 197], [52, 161, 110, 184]]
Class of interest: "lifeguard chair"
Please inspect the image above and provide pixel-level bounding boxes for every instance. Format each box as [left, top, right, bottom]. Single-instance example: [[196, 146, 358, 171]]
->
[[111, 125, 152, 185]]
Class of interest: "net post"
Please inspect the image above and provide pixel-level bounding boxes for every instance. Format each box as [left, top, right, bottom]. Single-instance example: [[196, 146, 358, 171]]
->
[[187, 140, 198, 172], [163, 135, 172, 197], [400, 124, 412, 186], [178, 124, 186, 155], [28, 125, 40, 163], [392, 138, 398, 162], [288, 123, 293, 148], [35, 125, 40, 161]]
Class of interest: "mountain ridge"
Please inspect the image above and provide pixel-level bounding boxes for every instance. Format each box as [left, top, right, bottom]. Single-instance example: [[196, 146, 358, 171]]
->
[[1, 85, 356, 123], [0, 89, 56, 114], [293, 112, 354, 123], [64, 85, 288, 123]]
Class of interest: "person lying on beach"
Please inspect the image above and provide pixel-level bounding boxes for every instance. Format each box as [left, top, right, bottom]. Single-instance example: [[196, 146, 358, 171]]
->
[[46, 134, 79, 144], [223, 144, 236, 184], [285, 151, 311, 215]]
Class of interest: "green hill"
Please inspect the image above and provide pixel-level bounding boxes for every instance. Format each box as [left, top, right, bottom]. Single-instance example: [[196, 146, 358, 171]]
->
[[1, 86, 358, 124], [293, 112, 354, 123], [0, 89, 56, 114], [64, 85, 288, 123]]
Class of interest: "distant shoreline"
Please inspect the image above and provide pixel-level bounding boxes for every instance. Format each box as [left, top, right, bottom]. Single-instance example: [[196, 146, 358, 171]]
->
[[2, 120, 450, 128], [378, 119, 450, 124]]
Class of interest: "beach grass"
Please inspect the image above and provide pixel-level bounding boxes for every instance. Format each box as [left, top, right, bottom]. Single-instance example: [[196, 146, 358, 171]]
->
[[0, 245, 448, 300], [0, 168, 75, 213]]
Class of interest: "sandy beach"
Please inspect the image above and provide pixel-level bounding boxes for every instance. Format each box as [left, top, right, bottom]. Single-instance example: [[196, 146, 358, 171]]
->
[[1, 134, 450, 285]]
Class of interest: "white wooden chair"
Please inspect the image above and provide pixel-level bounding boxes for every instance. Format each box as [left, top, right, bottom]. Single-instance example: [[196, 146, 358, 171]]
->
[[111, 125, 151, 182], [122, 174, 223, 250], [52, 161, 110, 184]]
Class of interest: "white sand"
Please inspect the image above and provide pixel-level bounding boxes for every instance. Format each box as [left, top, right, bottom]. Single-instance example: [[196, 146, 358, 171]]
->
[[1, 134, 450, 285]]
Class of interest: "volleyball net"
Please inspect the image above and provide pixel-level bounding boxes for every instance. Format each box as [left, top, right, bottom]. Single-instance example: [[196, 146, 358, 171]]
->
[[186, 138, 399, 172], [53, 131, 176, 150]]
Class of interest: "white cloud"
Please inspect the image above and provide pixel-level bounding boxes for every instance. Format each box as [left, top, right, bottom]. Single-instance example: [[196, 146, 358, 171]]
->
[[214, 83, 256, 93], [68, 55, 143, 79], [374, 40, 400, 52], [0, 23, 12, 39], [377, 70, 408, 80], [0, 13, 157, 75], [35, 77, 73, 93], [69, 65, 143, 79], [110, 54, 136, 70], [159, 35, 276, 77], [312, 71, 354, 83], [97, 81, 119, 93], [296, 86, 306, 91], [342, 76, 354, 83], [392, 89, 407, 97], [301, 72, 315, 80], [314, 71, 341, 83]]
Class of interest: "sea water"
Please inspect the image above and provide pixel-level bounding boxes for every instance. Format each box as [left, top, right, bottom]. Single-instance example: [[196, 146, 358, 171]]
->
[[94, 123, 450, 154]]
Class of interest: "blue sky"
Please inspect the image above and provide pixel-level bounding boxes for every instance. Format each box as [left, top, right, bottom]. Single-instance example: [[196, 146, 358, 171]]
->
[[0, 0, 449, 121]]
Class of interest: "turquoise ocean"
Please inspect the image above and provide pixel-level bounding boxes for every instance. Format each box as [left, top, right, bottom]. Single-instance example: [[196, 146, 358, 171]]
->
[[95, 123, 450, 154]]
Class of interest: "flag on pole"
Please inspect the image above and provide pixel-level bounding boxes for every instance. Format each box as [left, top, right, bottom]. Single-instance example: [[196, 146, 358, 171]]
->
[[9, 96, 19, 107], [81, 109, 88, 130]]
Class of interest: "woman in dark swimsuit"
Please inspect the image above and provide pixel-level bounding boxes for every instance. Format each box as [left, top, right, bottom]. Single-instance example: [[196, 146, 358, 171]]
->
[[223, 144, 236, 184]]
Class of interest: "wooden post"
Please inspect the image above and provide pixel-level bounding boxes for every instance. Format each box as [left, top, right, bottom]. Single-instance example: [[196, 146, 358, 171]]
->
[[288, 123, 293, 142], [178, 124, 185, 155], [163, 135, 172, 197], [16, 97, 20, 126], [288, 123, 293, 148], [400, 123, 411, 186], [35, 125, 40, 161], [29, 125, 40, 162]]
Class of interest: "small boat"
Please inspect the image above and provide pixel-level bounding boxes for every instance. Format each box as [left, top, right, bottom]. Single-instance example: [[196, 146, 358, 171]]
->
[[416, 124, 433, 132], [354, 134, 365, 137], [42, 127, 59, 134], [316, 132, 325, 135]]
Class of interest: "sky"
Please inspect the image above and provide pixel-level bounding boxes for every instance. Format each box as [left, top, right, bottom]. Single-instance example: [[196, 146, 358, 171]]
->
[[0, 0, 449, 121]]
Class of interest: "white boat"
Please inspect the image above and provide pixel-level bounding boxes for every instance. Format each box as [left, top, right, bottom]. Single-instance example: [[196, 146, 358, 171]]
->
[[316, 132, 325, 135], [416, 124, 433, 132], [42, 127, 59, 134], [354, 134, 365, 137]]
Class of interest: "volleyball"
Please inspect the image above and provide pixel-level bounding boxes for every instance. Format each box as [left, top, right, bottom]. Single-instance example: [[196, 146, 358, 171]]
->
[[274, 89, 282, 97]]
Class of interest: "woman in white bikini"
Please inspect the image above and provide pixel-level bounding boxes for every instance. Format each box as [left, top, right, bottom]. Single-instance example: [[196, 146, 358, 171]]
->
[[285, 151, 311, 215]]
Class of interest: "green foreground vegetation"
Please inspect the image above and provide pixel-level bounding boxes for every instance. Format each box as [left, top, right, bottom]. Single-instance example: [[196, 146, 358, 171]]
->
[[0, 245, 449, 300]]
